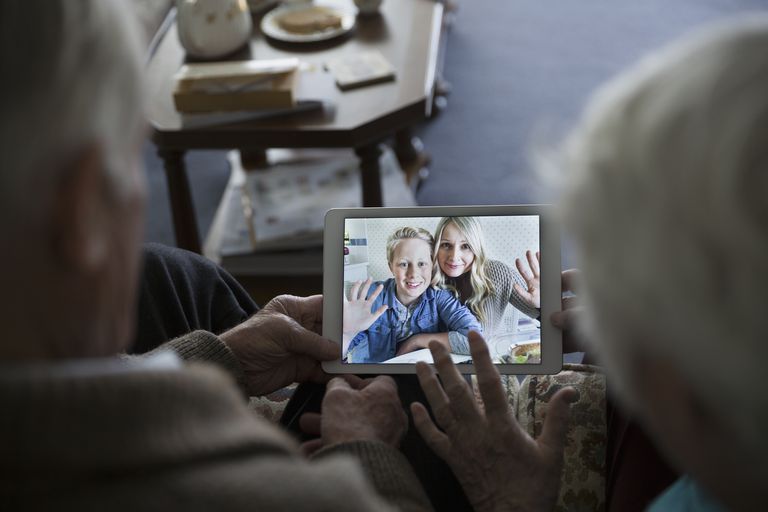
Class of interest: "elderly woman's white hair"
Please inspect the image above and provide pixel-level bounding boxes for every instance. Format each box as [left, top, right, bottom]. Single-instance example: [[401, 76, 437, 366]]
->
[[0, 0, 145, 227], [561, 15, 768, 465]]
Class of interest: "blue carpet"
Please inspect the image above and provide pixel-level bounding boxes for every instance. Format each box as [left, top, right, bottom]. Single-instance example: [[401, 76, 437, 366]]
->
[[144, 0, 766, 264], [415, 0, 767, 210]]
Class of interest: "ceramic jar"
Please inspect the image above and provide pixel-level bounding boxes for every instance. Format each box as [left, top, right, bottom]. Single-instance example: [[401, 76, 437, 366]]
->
[[176, 0, 253, 59], [354, 0, 383, 15]]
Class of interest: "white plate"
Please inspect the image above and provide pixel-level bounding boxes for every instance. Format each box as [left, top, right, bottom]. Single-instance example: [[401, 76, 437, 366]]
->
[[261, 3, 355, 43], [491, 332, 540, 360]]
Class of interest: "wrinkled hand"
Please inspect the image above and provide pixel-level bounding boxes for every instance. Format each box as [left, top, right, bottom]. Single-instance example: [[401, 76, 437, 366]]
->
[[514, 250, 541, 309], [412, 332, 577, 512], [343, 278, 388, 341], [220, 294, 338, 397], [300, 375, 408, 454], [261, 293, 324, 334], [550, 269, 585, 354]]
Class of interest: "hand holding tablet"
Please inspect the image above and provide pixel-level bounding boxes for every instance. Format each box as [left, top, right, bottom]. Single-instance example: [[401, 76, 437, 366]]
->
[[323, 205, 563, 374]]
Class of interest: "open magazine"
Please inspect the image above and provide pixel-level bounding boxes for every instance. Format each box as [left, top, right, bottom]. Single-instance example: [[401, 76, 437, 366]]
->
[[240, 147, 415, 253], [205, 146, 416, 265]]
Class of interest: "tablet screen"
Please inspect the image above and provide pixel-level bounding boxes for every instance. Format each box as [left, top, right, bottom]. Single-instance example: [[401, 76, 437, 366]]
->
[[341, 215, 541, 365]]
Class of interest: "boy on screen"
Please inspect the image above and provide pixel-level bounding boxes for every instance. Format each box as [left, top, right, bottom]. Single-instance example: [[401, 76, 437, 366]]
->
[[343, 227, 481, 363]]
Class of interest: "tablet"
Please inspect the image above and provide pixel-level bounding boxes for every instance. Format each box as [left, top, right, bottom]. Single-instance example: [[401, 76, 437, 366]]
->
[[322, 205, 562, 374]]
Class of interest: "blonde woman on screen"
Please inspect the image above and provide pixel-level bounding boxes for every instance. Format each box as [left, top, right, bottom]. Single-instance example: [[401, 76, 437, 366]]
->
[[432, 217, 540, 351]]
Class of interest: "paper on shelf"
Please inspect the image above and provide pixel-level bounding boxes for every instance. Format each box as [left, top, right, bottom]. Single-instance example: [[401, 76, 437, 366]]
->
[[240, 146, 416, 252], [206, 146, 417, 261]]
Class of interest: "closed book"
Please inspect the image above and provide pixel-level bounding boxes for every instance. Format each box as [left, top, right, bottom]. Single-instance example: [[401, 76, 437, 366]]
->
[[173, 70, 297, 112], [325, 51, 395, 91], [174, 58, 299, 90]]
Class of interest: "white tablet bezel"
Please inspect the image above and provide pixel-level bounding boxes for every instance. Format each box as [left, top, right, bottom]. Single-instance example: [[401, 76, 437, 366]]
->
[[322, 205, 562, 374]]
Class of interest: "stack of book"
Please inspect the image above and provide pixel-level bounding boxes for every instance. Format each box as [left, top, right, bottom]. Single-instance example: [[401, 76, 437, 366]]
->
[[172, 58, 300, 113], [172, 59, 334, 129]]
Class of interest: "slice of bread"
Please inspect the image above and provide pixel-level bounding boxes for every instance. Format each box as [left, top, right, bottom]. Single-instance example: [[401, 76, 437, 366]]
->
[[277, 6, 342, 34]]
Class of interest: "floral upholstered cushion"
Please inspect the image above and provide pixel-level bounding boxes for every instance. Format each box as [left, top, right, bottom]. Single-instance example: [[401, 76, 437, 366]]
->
[[469, 364, 606, 511], [517, 364, 607, 512], [262, 364, 607, 512]]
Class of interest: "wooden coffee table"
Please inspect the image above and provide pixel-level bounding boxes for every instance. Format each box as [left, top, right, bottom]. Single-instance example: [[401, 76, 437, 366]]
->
[[146, 0, 443, 253]]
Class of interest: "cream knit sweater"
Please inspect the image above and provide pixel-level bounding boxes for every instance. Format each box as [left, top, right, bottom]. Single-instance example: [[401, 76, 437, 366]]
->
[[446, 259, 540, 340], [0, 331, 432, 511]]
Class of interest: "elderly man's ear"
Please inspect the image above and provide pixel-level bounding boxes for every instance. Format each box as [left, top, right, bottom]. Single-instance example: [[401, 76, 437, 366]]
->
[[52, 143, 112, 273]]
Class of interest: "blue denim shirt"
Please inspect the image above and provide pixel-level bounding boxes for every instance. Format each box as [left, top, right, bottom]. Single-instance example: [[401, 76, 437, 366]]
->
[[347, 279, 482, 363]]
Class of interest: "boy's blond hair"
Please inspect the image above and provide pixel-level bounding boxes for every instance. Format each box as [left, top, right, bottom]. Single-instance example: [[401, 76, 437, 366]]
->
[[386, 227, 434, 265]]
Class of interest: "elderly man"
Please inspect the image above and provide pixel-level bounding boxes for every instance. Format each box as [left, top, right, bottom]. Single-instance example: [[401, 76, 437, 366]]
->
[[0, 1, 432, 510], [409, 15, 768, 512]]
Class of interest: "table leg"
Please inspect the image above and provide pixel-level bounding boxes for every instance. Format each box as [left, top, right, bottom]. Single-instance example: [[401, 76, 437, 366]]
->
[[394, 129, 431, 187], [240, 149, 269, 170], [431, 0, 454, 116], [158, 148, 201, 253], [355, 144, 383, 207]]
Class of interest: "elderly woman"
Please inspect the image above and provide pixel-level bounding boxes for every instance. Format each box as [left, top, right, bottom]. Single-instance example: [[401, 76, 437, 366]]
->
[[412, 16, 768, 512]]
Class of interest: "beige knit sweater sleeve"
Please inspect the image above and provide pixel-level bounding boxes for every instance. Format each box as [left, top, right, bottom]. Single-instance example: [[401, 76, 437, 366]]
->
[[144, 330, 435, 512], [152, 329, 248, 392], [485, 259, 540, 325], [316, 441, 435, 512], [1, 362, 433, 512]]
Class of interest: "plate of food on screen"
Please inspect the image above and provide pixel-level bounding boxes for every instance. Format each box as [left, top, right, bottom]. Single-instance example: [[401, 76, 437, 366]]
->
[[507, 342, 541, 364]]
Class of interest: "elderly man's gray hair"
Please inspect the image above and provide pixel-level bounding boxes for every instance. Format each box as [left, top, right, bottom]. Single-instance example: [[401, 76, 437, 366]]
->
[[0, 0, 145, 224], [561, 16, 768, 463]]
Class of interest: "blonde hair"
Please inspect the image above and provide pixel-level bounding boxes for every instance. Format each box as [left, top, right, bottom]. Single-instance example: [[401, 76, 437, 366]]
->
[[560, 17, 768, 463], [386, 227, 435, 265], [432, 217, 495, 323]]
